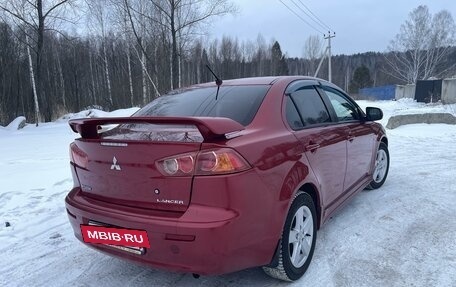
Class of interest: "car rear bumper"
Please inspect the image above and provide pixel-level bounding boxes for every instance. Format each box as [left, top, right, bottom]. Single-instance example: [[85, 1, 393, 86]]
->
[[65, 186, 278, 275]]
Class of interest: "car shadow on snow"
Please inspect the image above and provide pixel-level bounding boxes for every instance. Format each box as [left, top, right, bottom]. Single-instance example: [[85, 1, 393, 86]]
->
[[75, 256, 286, 287]]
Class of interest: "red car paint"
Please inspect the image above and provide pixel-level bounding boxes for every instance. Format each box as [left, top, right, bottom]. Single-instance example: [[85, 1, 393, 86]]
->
[[65, 76, 387, 276]]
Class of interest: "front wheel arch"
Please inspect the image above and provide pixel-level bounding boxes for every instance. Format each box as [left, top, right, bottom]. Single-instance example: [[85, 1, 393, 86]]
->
[[367, 141, 390, 189]]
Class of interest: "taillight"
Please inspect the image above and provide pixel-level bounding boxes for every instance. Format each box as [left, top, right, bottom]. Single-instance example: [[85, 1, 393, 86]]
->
[[195, 149, 250, 175], [156, 148, 250, 177], [156, 152, 198, 176], [70, 143, 88, 169]]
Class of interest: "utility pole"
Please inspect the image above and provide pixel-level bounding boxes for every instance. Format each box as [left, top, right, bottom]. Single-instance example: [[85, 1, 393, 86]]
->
[[314, 31, 336, 82], [325, 31, 336, 82], [314, 46, 328, 78]]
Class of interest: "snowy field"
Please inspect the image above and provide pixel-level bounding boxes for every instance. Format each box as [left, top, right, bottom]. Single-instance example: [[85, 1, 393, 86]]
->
[[1, 100, 455, 287]]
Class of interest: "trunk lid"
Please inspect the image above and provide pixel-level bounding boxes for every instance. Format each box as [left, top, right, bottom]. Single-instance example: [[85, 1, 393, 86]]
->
[[69, 117, 244, 212]]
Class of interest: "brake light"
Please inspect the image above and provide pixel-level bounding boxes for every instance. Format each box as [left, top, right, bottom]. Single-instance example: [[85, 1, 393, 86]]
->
[[156, 149, 250, 176], [70, 143, 88, 169], [196, 149, 250, 175]]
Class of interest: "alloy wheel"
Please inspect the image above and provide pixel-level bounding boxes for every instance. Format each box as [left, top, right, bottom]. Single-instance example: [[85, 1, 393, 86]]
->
[[373, 149, 388, 183], [288, 206, 314, 268]]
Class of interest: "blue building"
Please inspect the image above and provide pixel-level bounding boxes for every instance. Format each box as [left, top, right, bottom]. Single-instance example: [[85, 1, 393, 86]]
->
[[359, 85, 396, 100]]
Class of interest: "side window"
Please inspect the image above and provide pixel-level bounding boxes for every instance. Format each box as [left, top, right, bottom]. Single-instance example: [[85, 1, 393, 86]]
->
[[290, 86, 330, 126], [285, 96, 304, 130], [323, 87, 359, 122]]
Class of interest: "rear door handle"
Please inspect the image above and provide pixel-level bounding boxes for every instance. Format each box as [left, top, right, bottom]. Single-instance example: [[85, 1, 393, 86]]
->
[[305, 143, 320, 152], [347, 135, 355, 142]]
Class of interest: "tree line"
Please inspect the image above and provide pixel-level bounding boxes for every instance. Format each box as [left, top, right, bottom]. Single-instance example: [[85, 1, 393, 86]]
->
[[0, 2, 455, 126], [0, 23, 291, 125]]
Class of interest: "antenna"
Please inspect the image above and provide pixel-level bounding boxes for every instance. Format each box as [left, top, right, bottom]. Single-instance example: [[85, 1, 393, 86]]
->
[[205, 64, 223, 100]]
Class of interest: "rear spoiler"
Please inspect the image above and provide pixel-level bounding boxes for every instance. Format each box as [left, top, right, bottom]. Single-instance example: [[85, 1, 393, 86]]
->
[[68, 116, 245, 140]]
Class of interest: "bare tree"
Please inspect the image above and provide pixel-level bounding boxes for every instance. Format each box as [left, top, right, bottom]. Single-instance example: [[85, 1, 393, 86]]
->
[[303, 35, 323, 76], [385, 5, 456, 84], [111, 0, 136, 106], [54, 40, 66, 109], [254, 34, 268, 76], [150, 0, 236, 89], [25, 32, 40, 123], [86, 0, 114, 107], [0, 0, 74, 124], [121, 0, 161, 101]]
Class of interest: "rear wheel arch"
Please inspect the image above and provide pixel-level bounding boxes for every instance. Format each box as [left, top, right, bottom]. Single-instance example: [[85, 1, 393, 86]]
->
[[279, 170, 321, 230], [298, 183, 322, 229], [265, 182, 321, 269], [280, 182, 321, 235], [380, 136, 388, 146], [263, 190, 318, 281]]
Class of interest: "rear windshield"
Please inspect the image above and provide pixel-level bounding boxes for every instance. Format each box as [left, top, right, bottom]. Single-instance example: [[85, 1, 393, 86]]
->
[[134, 85, 270, 126]]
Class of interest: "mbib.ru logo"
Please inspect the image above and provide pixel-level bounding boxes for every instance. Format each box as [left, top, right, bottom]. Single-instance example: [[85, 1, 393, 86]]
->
[[80, 225, 150, 248]]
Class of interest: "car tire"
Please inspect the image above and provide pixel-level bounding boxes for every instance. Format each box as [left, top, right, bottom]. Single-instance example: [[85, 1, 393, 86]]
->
[[366, 142, 390, 190], [263, 192, 317, 281]]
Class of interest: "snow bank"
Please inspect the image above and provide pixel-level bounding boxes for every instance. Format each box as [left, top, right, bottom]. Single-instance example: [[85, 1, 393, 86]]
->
[[386, 113, 456, 129], [5, 116, 27, 131], [357, 98, 456, 127], [57, 107, 140, 122]]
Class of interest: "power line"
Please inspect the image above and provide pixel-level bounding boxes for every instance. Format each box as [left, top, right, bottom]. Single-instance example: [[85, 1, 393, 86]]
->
[[289, 0, 327, 32], [279, 0, 335, 82], [297, 0, 332, 31], [278, 0, 324, 34]]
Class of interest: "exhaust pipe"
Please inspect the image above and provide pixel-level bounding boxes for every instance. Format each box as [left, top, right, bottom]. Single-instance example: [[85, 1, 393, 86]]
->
[[192, 273, 200, 279]]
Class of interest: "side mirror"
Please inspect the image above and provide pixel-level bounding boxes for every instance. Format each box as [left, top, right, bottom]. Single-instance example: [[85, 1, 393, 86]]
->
[[365, 107, 383, 121]]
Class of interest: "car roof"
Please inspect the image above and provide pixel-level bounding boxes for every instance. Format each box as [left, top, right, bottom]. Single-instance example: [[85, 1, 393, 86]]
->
[[191, 76, 330, 87]]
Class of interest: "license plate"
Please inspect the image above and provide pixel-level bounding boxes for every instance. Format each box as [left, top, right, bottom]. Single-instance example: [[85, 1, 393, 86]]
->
[[81, 222, 150, 254]]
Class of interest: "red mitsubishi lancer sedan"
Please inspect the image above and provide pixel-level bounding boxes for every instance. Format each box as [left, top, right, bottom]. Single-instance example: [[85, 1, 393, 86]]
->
[[65, 76, 389, 281]]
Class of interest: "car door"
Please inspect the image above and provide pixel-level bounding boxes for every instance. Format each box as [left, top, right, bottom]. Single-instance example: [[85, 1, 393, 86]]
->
[[319, 86, 376, 192], [284, 82, 348, 209]]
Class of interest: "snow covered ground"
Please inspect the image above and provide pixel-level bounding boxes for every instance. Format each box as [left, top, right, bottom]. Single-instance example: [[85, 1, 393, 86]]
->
[[0, 100, 455, 287]]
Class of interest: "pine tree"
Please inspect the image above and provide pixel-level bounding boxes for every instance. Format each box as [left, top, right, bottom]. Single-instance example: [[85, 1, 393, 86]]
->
[[349, 65, 373, 93], [271, 41, 288, 76]]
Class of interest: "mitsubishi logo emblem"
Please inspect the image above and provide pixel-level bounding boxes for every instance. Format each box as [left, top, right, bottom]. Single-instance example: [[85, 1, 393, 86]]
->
[[110, 156, 121, 171]]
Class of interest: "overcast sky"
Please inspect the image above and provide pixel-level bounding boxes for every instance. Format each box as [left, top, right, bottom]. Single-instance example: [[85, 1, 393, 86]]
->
[[207, 0, 456, 57]]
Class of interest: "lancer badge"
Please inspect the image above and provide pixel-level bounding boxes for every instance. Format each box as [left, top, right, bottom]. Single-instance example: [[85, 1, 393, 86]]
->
[[110, 156, 121, 171]]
